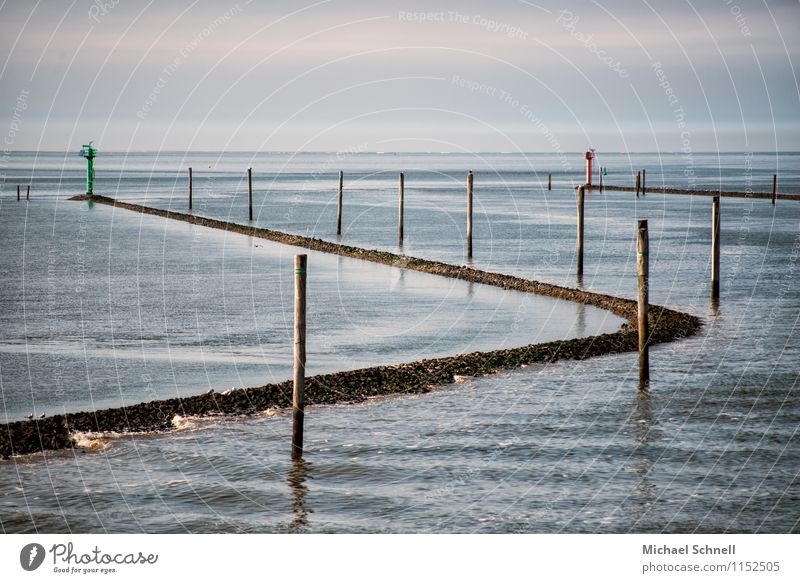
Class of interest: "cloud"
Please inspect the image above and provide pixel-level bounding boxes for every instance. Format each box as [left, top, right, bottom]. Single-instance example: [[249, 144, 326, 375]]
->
[[0, 0, 797, 151]]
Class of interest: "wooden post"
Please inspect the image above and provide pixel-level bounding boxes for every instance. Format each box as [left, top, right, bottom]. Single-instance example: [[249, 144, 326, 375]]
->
[[17, 185, 20, 201], [248, 167, 253, 221], [711, 196, 720, 299], [548, 173, 551, 191], [26, 185, 30, 200], [466, 170, 473, 259], [637, 219, 649, 388], [188, 167, 193, 210], [599, 168, 603, 192], [292, 254, 307, 459], [398, 172, 404, 245], [336, 171, 343, 235], [635, 171, 641, 197], [642, 168, 646, 196], [576, 185, 585, 276], [772, 174, 777, 205]]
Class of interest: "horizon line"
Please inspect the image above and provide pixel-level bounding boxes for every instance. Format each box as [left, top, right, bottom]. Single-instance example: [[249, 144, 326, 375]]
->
[[8, 149, 800, 155]]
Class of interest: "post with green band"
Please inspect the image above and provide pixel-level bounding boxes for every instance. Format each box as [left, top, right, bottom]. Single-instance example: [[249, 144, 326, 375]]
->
[[292, 254, 307, 459], [637, 219, 649, 389]]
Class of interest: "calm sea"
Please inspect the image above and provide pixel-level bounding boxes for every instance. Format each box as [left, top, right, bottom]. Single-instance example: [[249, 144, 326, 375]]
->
[[0, 151, 797, 533]]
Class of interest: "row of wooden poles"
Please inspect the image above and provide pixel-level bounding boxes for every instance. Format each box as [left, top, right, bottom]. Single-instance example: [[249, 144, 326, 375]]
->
[[10, 168, 782, 209], [185, 167, 781, 243], [576, 184, 722, 296], [576, 186, 657, 386], [12, 185, 31, 200], [290, 187, 724, 456], [187, 171, 732, 456], [288, 216, 657, 457], [188, 167, 428, 249], [577, 186, 723, 389]]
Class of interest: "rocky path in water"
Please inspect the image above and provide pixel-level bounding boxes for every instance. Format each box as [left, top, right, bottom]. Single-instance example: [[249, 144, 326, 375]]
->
[[0, 194, 701, 458]]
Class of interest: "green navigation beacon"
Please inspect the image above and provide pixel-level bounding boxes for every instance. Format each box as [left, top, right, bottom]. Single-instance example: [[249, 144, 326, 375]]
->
[[79, 142, 97, 195]]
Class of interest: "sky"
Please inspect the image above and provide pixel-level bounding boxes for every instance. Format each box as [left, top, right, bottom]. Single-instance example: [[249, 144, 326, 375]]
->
[[1, 0, 798, 153]]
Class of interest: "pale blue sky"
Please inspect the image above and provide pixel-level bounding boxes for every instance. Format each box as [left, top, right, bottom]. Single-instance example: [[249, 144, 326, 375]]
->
[[1, 0, 798, 152]]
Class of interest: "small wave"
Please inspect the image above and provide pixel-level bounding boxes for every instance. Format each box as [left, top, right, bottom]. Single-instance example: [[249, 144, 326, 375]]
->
[[72, 432, 111, 451], [171, 414, 197, 431], [254, 408, 280, 418]]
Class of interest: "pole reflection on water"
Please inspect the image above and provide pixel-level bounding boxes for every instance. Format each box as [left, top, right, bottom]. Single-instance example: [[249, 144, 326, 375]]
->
[[574, 302, 586, 338], [631, 390, 657, 516], [287, 457, 313, 533]]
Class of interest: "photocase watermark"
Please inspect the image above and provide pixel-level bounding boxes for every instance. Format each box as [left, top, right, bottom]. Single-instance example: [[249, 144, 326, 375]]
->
[[136, 4, 244, 119], [451, 75, 572, 172], [752, 230, 800, 358], [295, 143, 382, 372], [3, 89, 29, 148], [651, 62, 695, 188], [88, 0, 119, 23], [398, 11, 528, 40], [556, 10, 629, 78], [47, 242, 68, 399], [727, 151, 755, 284], [397, 11, 446, 23], [722, 0, 753, 38], [0, 88, 30, 194], [307, 143, 369, 181], [20, 543, 46, 571], [19, 541, 158, 574], [424, 436, 518, 503]]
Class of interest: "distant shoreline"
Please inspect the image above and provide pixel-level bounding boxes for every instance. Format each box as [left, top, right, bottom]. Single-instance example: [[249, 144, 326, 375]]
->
[[6, 150, 800, 155]]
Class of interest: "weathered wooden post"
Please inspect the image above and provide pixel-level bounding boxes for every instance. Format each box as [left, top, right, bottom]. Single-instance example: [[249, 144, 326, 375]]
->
[[398, 172, 404, 246], [466, 170, 473, 259], [336, 171, 343, 235], [599, 168, 603, 192], [248, 167, 253, 221], [711, 196, 720, 299], [26, 185, 30, 200], [772, 174, 777, 205], [17, 185, 20, 201], [188, 167, 193, 210], [637, 219, 649, 388], [635, 171, 641, 197], [292, 254, 307, 459], [642, 168, 646, 196], [577, 185, 585, 276], [548, 173, 551, 191]]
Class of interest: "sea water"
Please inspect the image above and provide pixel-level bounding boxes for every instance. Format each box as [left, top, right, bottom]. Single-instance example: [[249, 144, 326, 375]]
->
[[0, 151, 797, 533]]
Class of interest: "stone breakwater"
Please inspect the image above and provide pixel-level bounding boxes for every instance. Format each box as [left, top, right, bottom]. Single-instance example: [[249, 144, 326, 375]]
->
[[0, 194, 701, 458], [594, 184, 799, 201]]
